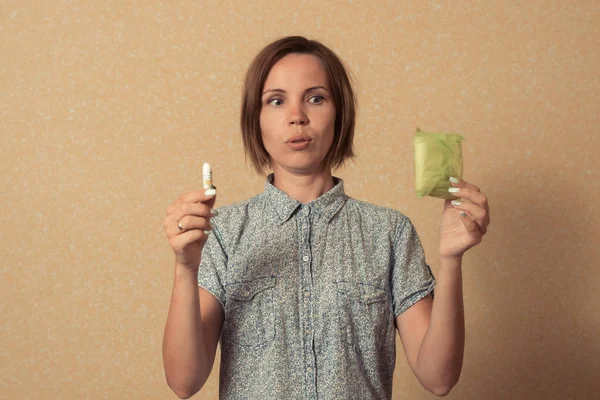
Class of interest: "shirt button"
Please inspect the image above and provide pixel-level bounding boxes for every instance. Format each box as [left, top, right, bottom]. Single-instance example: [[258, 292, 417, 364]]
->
[[302, 223, 308, 229], [241, 290, 250, 297], [307, 366, 313, 373], [303, 290, 311, 298], [302, 255, 309, 262]]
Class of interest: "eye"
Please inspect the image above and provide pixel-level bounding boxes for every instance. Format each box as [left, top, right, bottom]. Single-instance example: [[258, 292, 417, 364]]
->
[[308, 95, 324, 105], [268, 98, 283, 107]]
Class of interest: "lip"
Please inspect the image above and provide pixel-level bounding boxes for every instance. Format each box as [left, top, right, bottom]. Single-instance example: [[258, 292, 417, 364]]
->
[[285, 135, 312, 150]]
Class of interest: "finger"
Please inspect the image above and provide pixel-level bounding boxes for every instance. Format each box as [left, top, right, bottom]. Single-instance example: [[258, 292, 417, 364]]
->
[[451, 200, 489, 234], [165, 202, 213, 234], [177, 202, 214, 221], [170, 229, 209, 252], [175, 215, 213, 234], [449, 177, 490, 213], [167, 188, 218, 216], [167, 190, 217, 220], [449, 177, 481, 192], [458, 209, 483, 238], [167, 216, 213, 238], [202, 190, 217, 210], [447, 187, 490, 213], [182, 188, 217, 204], [164, 202, 212, 230]]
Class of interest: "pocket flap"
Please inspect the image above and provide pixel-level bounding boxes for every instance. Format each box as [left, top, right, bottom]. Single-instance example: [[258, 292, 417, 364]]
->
[[335, 282, 388, 305], [227, 276, 276, 301]]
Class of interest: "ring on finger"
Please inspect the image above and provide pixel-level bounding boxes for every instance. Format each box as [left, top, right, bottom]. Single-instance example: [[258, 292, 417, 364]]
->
[[177, 220, 184, 231]]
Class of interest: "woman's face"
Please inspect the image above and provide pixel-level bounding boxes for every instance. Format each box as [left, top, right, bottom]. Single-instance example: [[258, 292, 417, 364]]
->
[[260, 53, 336, 175]]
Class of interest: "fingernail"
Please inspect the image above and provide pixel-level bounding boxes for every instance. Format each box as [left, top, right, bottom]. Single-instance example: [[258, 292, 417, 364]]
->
[[460, 211, 467, 217], [448, 188, 460, 193], [449, 177, 460, 184], [203, 230, 211, 235], [451, 200, 462, 207], [205, 188, 217, 197]]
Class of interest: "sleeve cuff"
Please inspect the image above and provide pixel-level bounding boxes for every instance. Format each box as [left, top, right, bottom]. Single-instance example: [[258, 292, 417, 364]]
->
[[198, 282, 226, 309], [393, 270, 436, 317]]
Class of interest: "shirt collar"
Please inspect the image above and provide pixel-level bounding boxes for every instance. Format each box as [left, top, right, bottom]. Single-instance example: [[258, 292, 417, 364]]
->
[[262, 173, 347, 225]]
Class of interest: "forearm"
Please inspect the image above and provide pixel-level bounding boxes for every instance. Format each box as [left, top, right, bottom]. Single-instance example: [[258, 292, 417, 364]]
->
[[162, 263, 210, 398], [416, 256, 465, 395]]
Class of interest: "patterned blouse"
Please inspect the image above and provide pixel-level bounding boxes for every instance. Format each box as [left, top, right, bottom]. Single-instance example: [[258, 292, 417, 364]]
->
[[198, 174, 436, 399]]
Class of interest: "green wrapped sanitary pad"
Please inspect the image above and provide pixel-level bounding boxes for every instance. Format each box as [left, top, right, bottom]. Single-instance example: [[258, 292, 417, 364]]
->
[[414, 128, 465, 199]]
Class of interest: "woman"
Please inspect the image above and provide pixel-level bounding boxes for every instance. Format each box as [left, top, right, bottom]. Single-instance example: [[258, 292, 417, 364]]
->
[[162, 36, 490, 400]]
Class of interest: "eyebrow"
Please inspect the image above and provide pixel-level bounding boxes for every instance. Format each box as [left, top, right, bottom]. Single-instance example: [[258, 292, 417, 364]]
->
[[262, 86, 329, 96]]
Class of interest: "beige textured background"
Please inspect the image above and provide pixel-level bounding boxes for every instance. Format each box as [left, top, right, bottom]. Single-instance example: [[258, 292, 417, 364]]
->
[[2, 1, 599, 399]]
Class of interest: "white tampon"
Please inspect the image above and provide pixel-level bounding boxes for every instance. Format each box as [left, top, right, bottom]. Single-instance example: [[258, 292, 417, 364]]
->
[[202, 163, 216, 235], [202, 162, 214, 190]]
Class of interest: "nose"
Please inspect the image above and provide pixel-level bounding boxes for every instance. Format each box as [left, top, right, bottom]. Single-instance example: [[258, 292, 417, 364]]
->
[[289, 103, 308, 126]]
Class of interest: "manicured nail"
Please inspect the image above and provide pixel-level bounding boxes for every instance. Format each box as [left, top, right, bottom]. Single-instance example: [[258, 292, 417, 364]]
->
[[451, 200, 462, 207], [449, 177, 460, 184], [448, 188, 460, 193], [205, 188, 217, 197], [203, 230, 211, 235]]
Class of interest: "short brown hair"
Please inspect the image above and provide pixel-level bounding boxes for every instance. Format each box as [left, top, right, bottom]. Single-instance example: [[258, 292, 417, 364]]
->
[[241, 36, 357, 174]]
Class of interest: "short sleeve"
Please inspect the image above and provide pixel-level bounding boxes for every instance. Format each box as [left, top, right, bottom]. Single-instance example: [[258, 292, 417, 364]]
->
[[390, 216, 436, 317], [197, 226, 228, 307]]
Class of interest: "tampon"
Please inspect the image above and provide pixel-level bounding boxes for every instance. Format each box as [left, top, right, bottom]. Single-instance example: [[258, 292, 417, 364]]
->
[[203, 162, 215, 190]]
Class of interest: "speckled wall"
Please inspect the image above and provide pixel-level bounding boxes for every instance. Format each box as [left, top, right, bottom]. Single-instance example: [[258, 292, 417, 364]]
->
[[2, 1, 599, 399]]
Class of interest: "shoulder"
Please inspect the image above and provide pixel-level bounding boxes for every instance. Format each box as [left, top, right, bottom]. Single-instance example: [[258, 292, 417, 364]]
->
[[211, 193, 264, 228], [209, 192, 272, 245]]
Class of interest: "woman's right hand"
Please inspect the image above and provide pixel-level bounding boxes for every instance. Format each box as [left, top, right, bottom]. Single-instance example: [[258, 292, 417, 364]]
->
[[163, 189, 217, 270]]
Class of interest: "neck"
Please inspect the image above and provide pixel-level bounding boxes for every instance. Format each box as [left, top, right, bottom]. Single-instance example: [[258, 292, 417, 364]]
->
[[271, 166, 335, 204]]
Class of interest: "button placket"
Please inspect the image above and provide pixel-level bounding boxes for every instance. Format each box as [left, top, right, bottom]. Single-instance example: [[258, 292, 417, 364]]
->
[[298, 205, 317, 398]]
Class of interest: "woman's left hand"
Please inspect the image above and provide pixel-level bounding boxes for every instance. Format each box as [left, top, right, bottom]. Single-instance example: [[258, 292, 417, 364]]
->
[[439, 178, 491, 260]]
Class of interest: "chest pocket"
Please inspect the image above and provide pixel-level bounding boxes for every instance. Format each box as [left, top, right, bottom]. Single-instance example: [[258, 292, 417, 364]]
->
[[335, 281, 392, 353], [224, 276, 277, 348]]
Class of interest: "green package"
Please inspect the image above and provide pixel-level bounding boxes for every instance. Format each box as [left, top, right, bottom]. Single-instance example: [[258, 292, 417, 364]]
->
[[414, 128, 465, 200]]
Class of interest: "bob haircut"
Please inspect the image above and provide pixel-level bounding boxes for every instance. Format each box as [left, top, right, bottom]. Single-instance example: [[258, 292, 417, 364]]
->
[[241, 36, 357, 174]]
